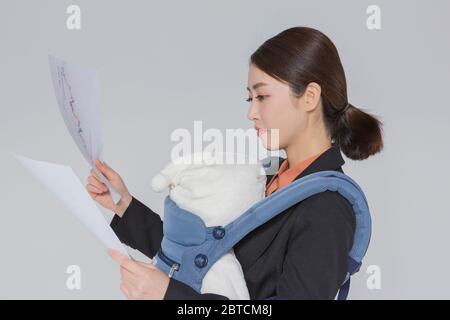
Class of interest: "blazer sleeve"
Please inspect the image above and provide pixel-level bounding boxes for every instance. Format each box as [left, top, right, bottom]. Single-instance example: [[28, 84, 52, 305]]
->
[[275, 191, 356, 299], [110, 196, 164, 259]]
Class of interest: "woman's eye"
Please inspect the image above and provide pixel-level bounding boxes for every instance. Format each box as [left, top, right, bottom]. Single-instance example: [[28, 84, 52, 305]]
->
[[256, 95, 266, 101], [246, 95, 268, 102]]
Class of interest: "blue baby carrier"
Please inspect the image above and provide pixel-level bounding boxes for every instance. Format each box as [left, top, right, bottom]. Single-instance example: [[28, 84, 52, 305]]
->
[[152, 160, 371, 300]]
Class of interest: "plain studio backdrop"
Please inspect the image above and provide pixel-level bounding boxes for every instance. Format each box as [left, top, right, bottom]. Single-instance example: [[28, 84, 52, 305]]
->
[[1, 0, 449, 299]]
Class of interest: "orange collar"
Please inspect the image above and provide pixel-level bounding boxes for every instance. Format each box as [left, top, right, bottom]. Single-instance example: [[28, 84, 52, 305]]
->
[[266, 151, 325, 196]]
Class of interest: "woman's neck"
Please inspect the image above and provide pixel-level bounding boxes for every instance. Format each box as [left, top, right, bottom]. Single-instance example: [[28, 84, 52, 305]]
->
[[284, 127, 332, 169]]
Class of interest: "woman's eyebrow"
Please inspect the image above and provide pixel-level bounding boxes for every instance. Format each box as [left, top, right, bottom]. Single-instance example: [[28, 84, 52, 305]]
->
[[246, 82, 268, 91]]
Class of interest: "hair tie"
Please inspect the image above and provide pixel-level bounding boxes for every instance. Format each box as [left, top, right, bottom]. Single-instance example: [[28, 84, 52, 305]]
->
[[339, 103, 351, 115]]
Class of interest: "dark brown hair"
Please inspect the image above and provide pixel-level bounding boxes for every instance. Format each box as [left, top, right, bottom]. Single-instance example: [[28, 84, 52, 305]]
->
[[250, 26, 383, 160]]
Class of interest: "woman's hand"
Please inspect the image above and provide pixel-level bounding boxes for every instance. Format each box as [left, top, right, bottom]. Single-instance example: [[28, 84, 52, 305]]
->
[[86, 160, 132, 217], [108, 249, 170, 300]]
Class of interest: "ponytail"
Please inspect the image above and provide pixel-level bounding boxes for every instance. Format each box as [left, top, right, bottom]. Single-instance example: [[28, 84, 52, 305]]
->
[[332, 103, 384, 160]]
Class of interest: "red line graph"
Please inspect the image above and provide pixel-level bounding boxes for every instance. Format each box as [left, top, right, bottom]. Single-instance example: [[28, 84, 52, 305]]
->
[[57, 65, 89, 156]]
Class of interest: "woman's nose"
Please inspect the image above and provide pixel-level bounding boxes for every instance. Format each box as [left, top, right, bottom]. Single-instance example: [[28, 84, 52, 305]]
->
[[247, 103, 259, 121]]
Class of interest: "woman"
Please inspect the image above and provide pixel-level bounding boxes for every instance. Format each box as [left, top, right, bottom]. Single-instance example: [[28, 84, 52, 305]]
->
[[86, 26, 383, 300]]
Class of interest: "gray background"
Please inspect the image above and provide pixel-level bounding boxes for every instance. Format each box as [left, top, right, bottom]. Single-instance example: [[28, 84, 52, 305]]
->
[[1, 0, 449, 299]]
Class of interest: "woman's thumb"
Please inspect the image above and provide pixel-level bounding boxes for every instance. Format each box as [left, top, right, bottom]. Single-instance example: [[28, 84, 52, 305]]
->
[[95, 160, 115, 179]]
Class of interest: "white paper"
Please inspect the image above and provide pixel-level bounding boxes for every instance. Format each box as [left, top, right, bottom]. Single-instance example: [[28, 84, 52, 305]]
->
[[48, 54, 120, 204], [14, 153, 129, 258]]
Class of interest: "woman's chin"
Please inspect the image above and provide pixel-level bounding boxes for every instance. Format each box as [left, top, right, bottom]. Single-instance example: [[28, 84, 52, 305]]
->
[[260, 136, 280, 151]]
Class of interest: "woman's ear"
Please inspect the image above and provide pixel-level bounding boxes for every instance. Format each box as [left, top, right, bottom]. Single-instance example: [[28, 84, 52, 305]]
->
[[303, 82, 322, 112]]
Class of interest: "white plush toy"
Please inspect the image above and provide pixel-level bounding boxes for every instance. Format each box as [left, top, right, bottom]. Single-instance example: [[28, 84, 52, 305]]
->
[[151, 152, 267, 300]]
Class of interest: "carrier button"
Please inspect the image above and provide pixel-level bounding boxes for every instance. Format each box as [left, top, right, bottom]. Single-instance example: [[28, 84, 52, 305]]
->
[[194, 254, 208, 268], [213, 227, 226, 239]]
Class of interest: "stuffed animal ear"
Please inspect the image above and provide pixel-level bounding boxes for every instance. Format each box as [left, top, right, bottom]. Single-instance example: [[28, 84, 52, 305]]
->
[[151, 173, 172, 192], [151, 156, 194, 192], [151, 161, 181, 192]]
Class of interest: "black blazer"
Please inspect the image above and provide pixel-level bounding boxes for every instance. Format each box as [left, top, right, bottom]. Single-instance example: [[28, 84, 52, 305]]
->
[[110, 144, 356, 300]]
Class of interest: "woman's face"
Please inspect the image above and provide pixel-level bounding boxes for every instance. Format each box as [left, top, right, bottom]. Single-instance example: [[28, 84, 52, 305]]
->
[[246, 64, 312, 151]]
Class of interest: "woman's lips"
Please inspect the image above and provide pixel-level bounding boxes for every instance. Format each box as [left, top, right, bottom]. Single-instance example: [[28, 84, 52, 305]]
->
[[256, 128, 268, 136]]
